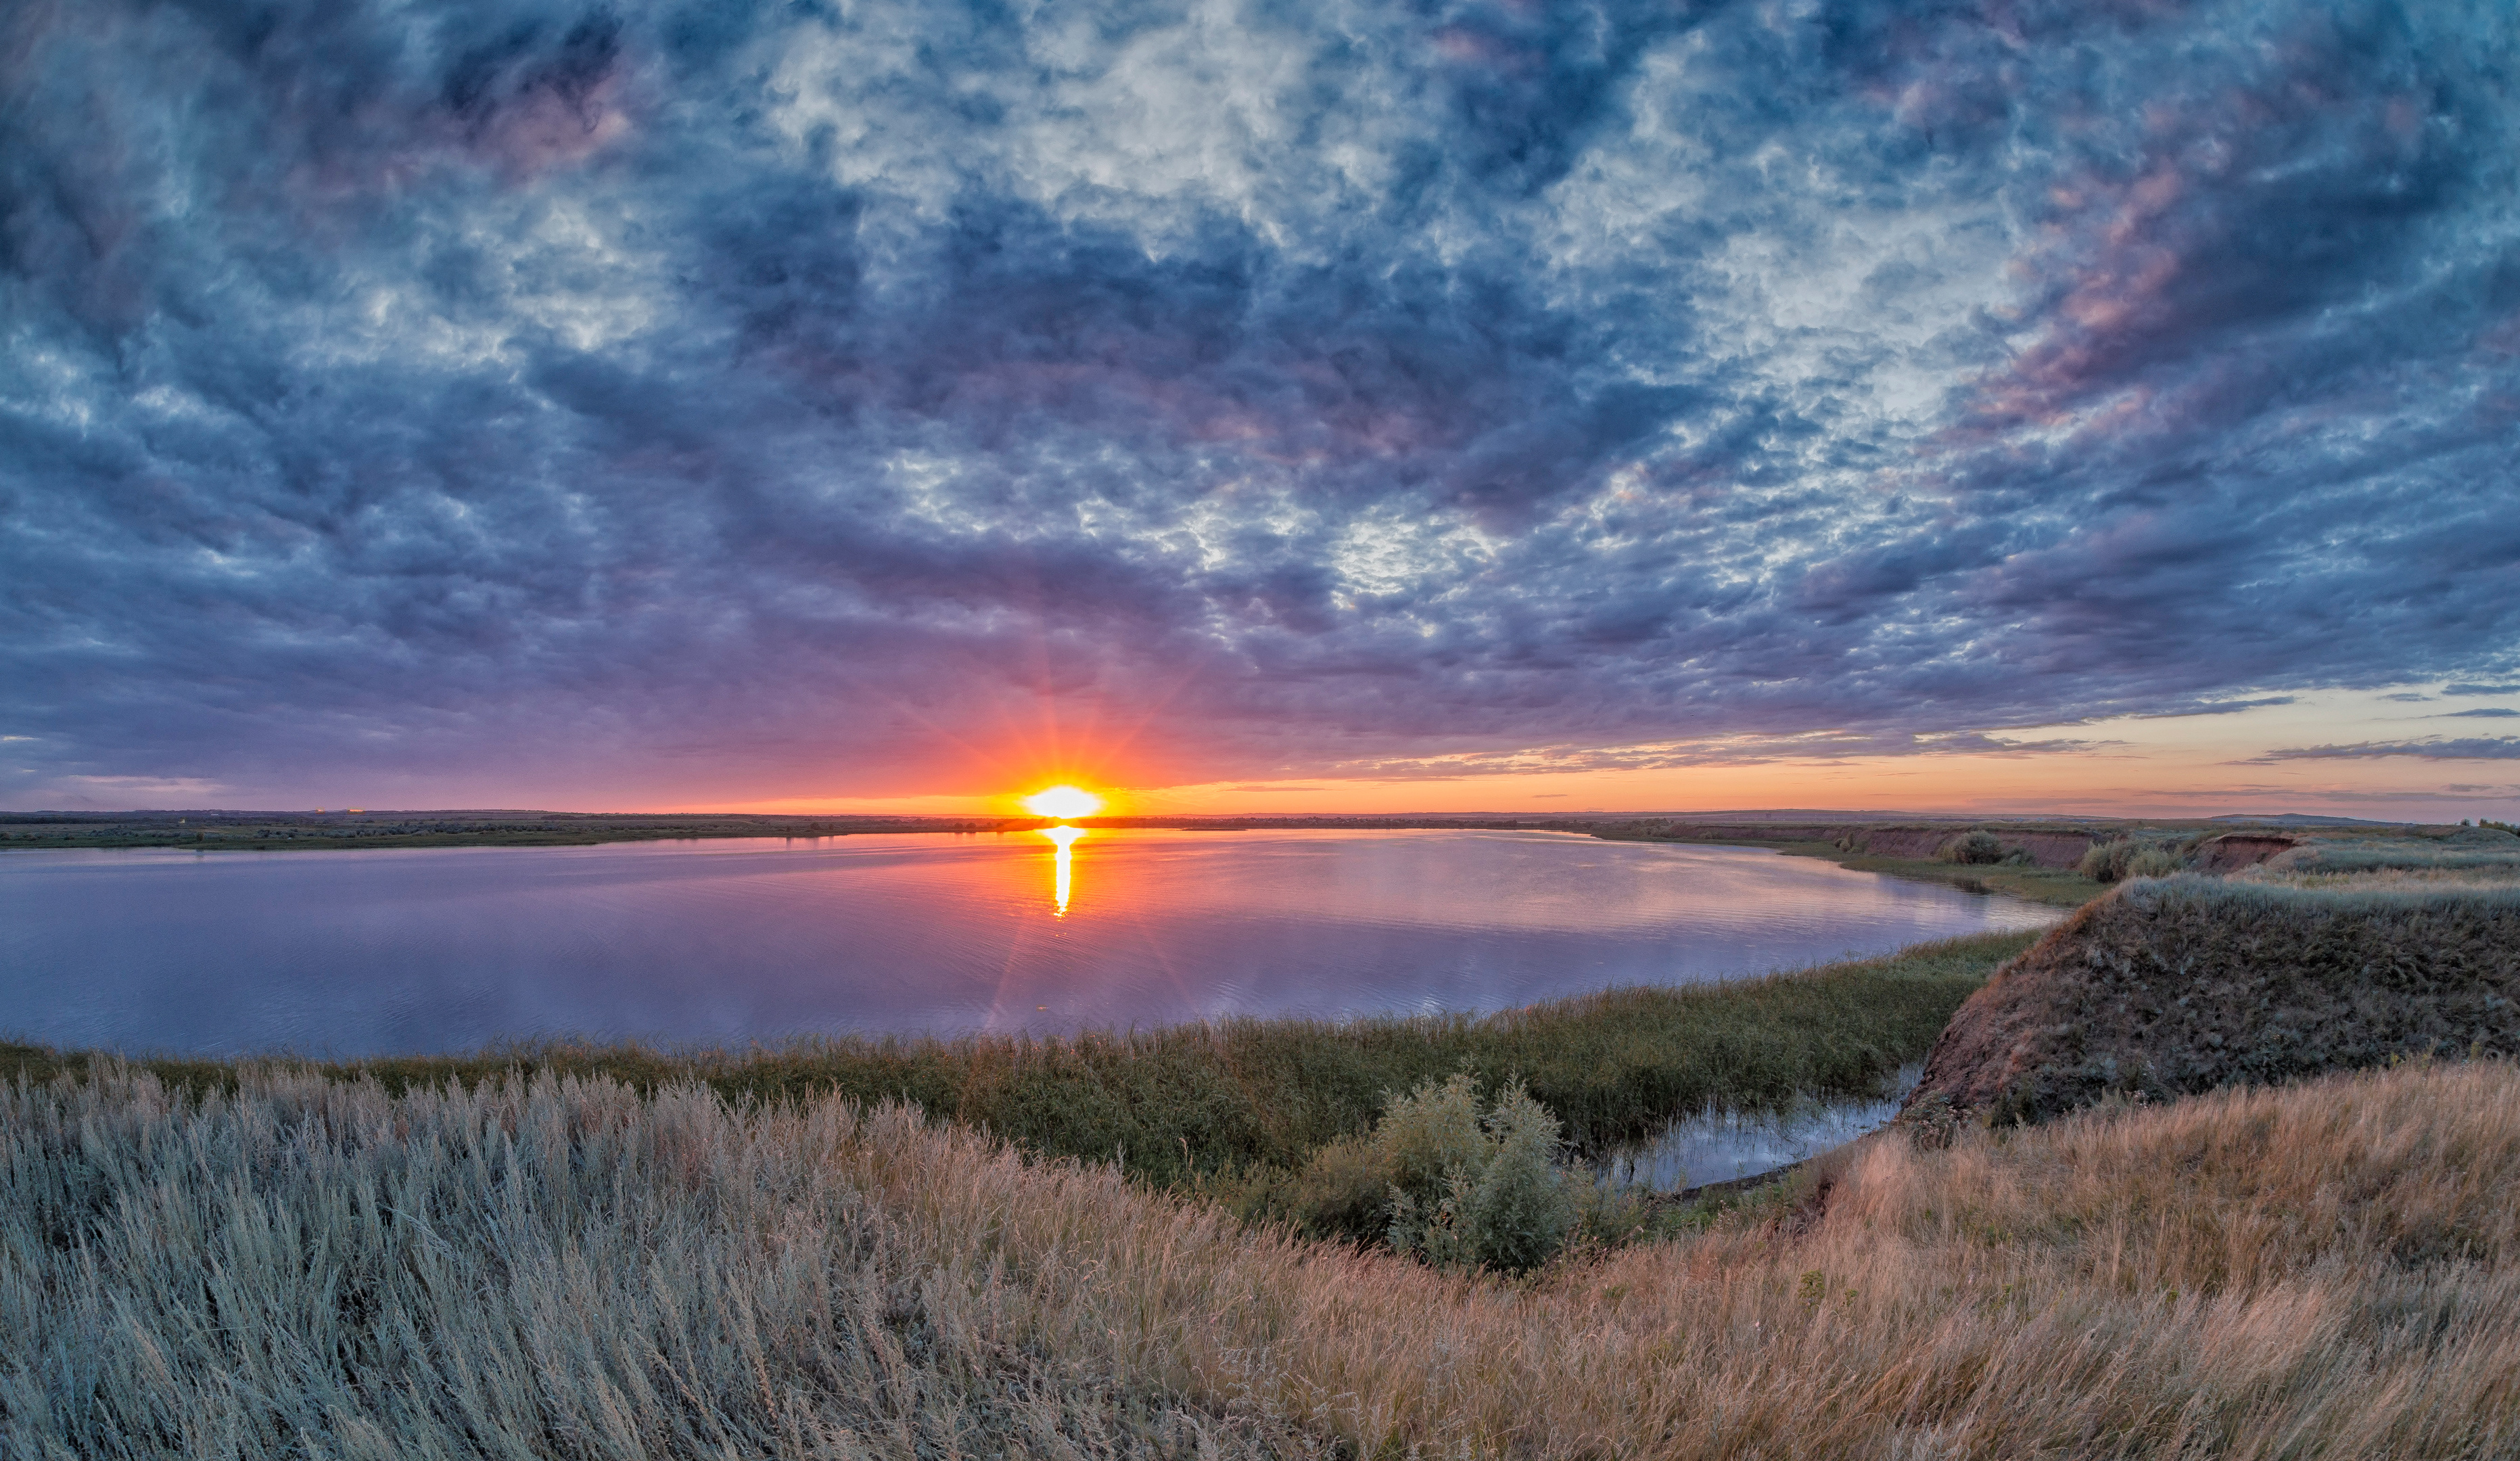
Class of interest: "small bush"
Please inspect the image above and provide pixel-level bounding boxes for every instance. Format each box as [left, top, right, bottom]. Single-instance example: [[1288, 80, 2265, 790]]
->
[[1938, 830, 2005, 865], [1369, 1075, 1576, 1274], [2078, 838, 2188, 883], [1373, 1073, 1489, 1195], [1461, 1084, 1577, 1273]]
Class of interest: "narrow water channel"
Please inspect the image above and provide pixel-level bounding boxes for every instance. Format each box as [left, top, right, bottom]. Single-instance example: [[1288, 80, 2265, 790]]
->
[[1605, 1065, 1923, 1192]]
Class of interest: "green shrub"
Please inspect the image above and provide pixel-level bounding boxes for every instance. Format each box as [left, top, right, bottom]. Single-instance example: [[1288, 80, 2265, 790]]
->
[[1938, 830, 2005, 865], [1373, 1076, 1576, 1274], [1462, 1083, 1577, 1272], [2078, 838, 2188, 883], [1373, 1072, 1489, 1195]]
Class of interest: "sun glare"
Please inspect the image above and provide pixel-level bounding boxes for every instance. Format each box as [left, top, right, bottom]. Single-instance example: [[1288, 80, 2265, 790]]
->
[[1036, 823, 1086, 916], [1023, 785, 1102, 820]]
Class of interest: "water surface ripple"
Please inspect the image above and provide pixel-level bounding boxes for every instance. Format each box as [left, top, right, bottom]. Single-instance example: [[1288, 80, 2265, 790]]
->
[[0, 829, 2055, 1056]]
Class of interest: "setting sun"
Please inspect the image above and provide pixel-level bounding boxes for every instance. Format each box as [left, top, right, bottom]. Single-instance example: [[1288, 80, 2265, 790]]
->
[[1023, 785, 1103, 820]]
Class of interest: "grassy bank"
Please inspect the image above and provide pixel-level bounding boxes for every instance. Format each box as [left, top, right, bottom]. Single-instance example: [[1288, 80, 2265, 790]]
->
[[7, 1059, 2515, 1458], [0, 932, 2034, 1193]]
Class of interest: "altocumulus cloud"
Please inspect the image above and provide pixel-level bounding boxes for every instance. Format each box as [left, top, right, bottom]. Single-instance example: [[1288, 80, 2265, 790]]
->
[[4, 0, 2520, 802]]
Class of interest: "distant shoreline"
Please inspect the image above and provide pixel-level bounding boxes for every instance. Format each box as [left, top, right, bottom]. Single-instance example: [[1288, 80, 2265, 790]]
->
[[8, 807, 2364, 909], [1, 806, 2412, 852]]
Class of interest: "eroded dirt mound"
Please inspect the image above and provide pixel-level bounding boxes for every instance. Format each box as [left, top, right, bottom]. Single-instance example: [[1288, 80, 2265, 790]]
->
[[2189, 833, 2294, 873], [1905, 877, 2520, 1125]]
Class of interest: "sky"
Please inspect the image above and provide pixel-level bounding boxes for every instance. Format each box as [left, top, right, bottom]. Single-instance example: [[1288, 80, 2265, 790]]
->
[[5, 0, 2518, 820]]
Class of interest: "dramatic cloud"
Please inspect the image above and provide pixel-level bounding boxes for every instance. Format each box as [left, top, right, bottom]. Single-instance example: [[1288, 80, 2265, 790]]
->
[[5, 0, 2519, 804]]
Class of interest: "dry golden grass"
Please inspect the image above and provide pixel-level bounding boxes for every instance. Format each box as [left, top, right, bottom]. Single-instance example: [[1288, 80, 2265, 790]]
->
[[7, 1060, 2519, 1458]]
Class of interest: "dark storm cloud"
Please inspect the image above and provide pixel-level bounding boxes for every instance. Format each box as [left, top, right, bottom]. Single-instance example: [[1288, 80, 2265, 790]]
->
[[4, 0, 2519, 803]]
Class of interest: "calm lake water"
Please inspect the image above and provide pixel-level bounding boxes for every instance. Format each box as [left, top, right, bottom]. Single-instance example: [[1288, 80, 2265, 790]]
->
[[0, 829, 2054, 1057]]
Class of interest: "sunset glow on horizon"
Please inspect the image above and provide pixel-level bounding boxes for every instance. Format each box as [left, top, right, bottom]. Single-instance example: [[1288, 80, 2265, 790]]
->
[[1023, 786, 1104, 820]]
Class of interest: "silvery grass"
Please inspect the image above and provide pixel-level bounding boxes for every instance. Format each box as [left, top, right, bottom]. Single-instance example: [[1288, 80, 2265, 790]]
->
[[0, 1069, 1317, 1460], [9, 1059, 2520, 1458], [2256, 827, 2520, 883]]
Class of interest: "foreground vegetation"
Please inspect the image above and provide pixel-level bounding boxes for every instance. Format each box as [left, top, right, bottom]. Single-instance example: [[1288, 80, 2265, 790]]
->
[[0, 933, 2032, 1201], [7, 1058, 2515, 1458]]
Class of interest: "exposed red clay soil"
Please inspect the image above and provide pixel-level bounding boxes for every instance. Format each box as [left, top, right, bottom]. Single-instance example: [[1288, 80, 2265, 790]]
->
[[1904, 877, 2520, 1126], [2189, 833, 2295, 873], [1848, 827, 2100, 868]]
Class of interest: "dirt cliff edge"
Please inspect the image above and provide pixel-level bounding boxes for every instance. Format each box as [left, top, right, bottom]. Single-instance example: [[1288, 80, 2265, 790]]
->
[[1905, 877, 2520, 1126]]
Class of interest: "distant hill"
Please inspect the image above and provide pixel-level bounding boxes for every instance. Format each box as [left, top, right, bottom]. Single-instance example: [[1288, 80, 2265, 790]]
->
[[2205, 812, 2401, 827]]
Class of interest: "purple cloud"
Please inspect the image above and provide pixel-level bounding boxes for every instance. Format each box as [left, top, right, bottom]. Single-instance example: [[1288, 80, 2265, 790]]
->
[[2252, 739, 2520, 762]]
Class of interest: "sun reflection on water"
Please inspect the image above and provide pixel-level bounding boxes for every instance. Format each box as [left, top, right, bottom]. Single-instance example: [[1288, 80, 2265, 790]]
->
[[1036, 825, 1086, 915]]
